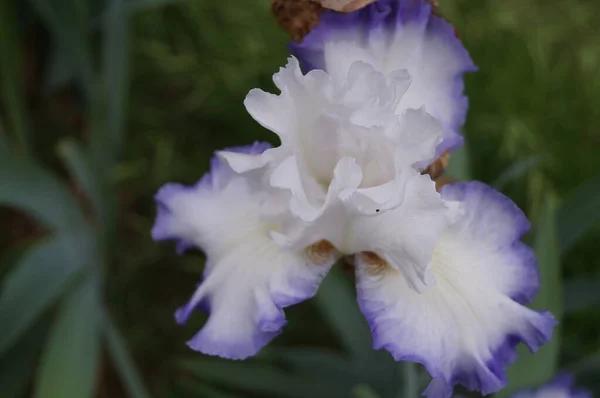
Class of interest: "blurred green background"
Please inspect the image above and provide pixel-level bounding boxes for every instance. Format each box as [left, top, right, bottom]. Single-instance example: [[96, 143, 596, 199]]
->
[[1, 0, 599, 397]]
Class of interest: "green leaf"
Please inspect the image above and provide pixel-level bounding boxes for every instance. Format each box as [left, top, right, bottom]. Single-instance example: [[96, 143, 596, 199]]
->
[[58, 139, 116, 250], [563, 276, 600, 313], [29, 0, 94, 92], [91, 0, 130, 172], [128, 0, 186, 12], [261, 347, 352, 376], [104, 311, 151, 398], [0, 156, 88, 233], [313, 268, 398, 397], [178, 378, 242, 398], [352, 384, 381, 398], [0, 234, 94, 356], [314, 267, 373, 360], [0, 317, 49, 398], [43, 45, 76, 94], [35, 276, 101, 398], [0, 119, 12, 158], [0, 0, 31, 155], [492, 155, 542, 190], [178, 357, 352, 398], [557, 173, 600, 253], [399, 363, 419, 398], [498, 197, 562, 396]]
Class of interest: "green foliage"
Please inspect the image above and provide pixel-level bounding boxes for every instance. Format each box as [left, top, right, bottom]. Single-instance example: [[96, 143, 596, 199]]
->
[[35, 277, 101, 398], [499, 197, 562, 396], [1, 0, 600, 397]]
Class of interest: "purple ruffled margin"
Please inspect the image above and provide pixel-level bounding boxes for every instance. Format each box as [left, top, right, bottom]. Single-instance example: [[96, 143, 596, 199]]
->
[[152, 141, 319, 359], [151, 141, 272, 255], [441, 181, 540, 304], [289, 0, 477, 155], [357, 181, 556, 398]]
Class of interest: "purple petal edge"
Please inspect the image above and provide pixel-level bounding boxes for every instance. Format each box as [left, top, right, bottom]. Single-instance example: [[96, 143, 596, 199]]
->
[[441, 181, 539, 304], [151, 141, 272, 254], [357, 180, 556, 398], [289, 0, 477, 157]]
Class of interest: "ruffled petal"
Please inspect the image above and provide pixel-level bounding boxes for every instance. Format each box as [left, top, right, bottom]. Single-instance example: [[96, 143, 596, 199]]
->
[[355, 181, 556, 398], [179, 233, 335, 359], [289, 0, 477, 156], [348, 172, 448, 290], [152, 144, 337, 359]]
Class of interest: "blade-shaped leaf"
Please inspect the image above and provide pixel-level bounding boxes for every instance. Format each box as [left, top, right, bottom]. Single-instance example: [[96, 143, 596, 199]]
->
[[0, 316, 49, 398], [492, 155, 543, 190], [314, 267, 372, 360], [0, 156, 88, 232], [0, 0, 31, 154], [564, 276, 600, 313], [91, 0, 130, 172], [178, 357, 352, 398], [314, 267, 398, 397], [498, 197, 562, 396], [58, 139, 117, 250], [352, 384, 382, 398], [557, 173, 600, 253], [178, 378, 242, 398], [0, 119, 11, 157], [104, 311, 151, 398], [34, 276, 101, 398], [398, 363, 419, 398], [0, 234, 94, 355], [29, 0, 93, 92], [261, 347, 352, 375]]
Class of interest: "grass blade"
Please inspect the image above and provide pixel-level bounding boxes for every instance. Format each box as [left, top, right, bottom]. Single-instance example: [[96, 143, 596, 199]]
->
[[34, 276, 101, 398], [0, 234, 94, 355], [104, 311, 151, 398]]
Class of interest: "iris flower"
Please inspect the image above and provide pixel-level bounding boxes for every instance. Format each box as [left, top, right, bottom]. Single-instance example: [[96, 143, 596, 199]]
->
[[152, 0, 555, 396]]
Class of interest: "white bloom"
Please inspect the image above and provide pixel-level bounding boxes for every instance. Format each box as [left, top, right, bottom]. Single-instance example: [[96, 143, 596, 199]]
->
[[221, 56, 450, 290], [152, 3, 554, 398]]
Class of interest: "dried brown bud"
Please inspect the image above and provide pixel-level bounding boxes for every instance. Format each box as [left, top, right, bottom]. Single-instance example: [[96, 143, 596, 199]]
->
[[271, 0, 324, 41]]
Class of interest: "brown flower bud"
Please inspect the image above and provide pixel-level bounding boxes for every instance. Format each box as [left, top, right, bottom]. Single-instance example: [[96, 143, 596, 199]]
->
[[271, 0, 324, 41]]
